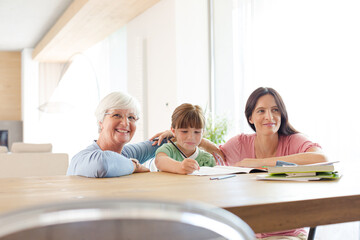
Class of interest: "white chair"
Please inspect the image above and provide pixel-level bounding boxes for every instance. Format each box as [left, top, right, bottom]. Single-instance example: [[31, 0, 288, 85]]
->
[[0, 146, 7, 153], [0, 199, 255, 240], [0, 143, 68, 177], [10, 142, 52, 153]]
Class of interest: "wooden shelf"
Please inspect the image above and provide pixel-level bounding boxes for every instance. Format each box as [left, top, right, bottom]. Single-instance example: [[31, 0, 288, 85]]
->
[[32, 0, 160, 62], [0, 52, 21, 120]]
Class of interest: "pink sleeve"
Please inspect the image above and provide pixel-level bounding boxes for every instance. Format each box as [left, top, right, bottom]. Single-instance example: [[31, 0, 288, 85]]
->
[[219, 135, 241, 166], [284, 134, 322, 154], [219, 134, 255, 166]]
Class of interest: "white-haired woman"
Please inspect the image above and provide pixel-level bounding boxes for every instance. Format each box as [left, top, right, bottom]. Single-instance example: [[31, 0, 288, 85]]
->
[[67, 91, 170, 178]]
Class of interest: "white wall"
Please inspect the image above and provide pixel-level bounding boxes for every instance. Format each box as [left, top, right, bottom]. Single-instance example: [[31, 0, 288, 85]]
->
[[127, 0, 177, 142], [126, 0, 210, 142], [22, 0, 211, 155], [175, 0, 210, 108], [21, 49, 40, 143], [108, 27, 128, 92]]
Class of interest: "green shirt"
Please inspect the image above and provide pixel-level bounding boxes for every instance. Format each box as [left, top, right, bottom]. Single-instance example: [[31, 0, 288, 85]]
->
[[155, 143, 216, 167]]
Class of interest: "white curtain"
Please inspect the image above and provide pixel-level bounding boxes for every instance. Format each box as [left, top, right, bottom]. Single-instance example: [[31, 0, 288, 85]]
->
[[33, 30, 126, 159], [213, 2, 360, 237], [214, 0, 360, 164]]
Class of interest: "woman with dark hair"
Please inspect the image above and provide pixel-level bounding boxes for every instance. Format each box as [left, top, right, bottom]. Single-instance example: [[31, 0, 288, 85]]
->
[[245, 87, 298, 136], [202, 87, 327, 239], [204, 87, 327, 169]]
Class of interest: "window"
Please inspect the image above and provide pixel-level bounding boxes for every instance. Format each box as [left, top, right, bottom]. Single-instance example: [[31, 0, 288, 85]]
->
[[213, 0, 360, 162]]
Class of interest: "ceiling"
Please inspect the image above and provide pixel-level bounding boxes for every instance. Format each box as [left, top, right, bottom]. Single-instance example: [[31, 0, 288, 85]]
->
[[0, 0, 160, 62], [0, 0, 73, 51]]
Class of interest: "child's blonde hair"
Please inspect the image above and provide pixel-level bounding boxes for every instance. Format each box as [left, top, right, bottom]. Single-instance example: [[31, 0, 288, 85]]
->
[[171, 103, 205, 129]]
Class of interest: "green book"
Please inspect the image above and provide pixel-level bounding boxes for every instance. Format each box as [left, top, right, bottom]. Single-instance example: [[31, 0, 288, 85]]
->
[[267, 164, 335, 174], [256, 171, 341, 181]]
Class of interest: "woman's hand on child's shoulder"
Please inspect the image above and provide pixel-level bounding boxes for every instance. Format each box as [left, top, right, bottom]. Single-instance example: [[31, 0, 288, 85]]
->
[[179, 158, 200, 174], [149, 130, 174, 146]]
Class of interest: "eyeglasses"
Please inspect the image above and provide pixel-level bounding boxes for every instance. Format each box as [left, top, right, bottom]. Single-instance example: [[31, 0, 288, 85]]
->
[[105, 112, 139, 123]]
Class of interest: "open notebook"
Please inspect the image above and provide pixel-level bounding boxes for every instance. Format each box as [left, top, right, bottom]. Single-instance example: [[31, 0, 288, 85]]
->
[[189, 166, 266, 176]]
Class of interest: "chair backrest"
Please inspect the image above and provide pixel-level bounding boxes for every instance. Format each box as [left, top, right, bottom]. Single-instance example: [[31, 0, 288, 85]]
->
[[0, 153, 68, 177], [0, 199, 255, 240], [0, 142, 67, 177], [0, 146, 8, 153], [10, 142, 52, 153]]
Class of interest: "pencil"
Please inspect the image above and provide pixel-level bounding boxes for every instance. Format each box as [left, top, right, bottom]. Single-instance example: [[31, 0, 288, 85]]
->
[[168, 138, 187, 158], [210, 174, 236, 180]]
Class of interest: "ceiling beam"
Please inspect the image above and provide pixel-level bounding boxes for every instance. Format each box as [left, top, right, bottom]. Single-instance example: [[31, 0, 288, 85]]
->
[[32, 0, 160, 62]]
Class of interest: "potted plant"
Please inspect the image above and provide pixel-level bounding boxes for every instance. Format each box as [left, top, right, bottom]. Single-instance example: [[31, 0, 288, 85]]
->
[[204, 114, 228, 145]]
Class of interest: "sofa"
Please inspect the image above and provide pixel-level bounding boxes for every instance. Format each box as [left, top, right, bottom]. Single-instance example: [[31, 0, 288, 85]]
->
[[0, 143, 68, 178]]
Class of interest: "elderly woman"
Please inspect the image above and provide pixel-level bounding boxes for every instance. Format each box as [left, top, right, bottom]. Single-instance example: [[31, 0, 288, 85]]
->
[[67, 91, 168, 178]]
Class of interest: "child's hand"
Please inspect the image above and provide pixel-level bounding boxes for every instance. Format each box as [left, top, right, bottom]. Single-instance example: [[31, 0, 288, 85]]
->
[[131, 158, 150, 173], [179, 158, 200, 174], [134, 164, 150, 173]]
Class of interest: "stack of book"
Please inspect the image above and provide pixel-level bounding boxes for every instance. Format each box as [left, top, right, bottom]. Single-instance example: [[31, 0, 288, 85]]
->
[[256, 161, 340, 181]]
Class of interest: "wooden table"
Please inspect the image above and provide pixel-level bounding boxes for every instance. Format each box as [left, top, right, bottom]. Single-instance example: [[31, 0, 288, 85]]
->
[[0, 166, 359, 233]]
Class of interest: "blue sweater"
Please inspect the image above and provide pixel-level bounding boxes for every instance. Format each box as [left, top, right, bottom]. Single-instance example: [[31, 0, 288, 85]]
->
[[67, 140, 160, 178]]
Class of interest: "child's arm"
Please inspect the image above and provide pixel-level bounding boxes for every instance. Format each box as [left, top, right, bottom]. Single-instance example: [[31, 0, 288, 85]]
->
[[155, 152, 200, 174]]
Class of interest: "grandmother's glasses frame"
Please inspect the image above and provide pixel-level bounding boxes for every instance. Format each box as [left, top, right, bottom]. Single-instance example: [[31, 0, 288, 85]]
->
[[104, 112, 139, 123]]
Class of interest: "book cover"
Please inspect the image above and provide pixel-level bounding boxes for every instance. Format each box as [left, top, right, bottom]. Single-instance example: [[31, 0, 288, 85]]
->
[[267, 163, 335, 174]]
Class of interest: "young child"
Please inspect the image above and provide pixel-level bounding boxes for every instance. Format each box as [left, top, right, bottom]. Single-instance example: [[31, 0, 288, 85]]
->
[[155, 103, 216, 174]]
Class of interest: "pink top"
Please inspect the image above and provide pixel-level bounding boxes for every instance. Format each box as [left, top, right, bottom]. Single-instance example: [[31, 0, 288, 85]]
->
[[220, 133, 321, 166], [220, 133, 321, 238]]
